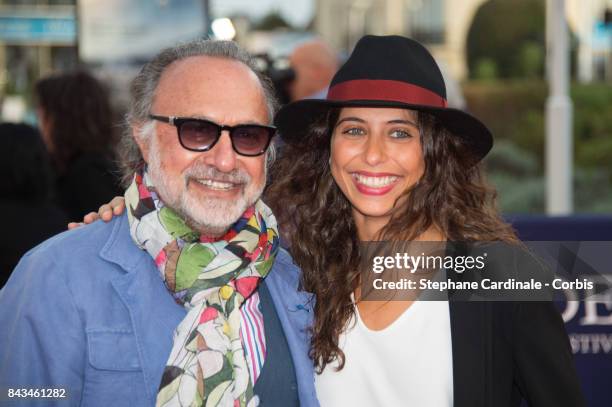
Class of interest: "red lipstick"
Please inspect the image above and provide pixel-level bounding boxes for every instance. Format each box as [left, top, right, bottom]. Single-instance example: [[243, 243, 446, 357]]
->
[[351, 172, 400, 196]]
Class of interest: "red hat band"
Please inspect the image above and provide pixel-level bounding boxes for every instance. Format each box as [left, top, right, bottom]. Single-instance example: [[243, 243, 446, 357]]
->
[[326, 79, 448, 108]]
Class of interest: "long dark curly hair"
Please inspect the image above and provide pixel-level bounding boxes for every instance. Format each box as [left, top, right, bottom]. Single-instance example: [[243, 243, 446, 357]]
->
[[265, 107, 518, 373]]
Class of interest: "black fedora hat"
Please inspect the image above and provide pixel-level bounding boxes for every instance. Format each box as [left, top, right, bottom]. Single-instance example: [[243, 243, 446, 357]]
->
[[274, 35, 493, 163]]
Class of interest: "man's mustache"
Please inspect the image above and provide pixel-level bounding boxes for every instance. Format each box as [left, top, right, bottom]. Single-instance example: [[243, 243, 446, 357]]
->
[[184, 165, 251, 185]]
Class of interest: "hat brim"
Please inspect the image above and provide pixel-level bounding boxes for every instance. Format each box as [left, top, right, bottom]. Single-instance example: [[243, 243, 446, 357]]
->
[[274, 98, 493, 163]]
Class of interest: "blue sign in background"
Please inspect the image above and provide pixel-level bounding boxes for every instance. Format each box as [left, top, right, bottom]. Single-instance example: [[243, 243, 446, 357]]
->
[[510, 215, 612, 407], [0, 16, 76, 43]]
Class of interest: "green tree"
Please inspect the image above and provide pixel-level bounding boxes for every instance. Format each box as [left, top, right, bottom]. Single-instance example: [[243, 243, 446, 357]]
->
[[467, 0, 546, 79], [473, 57, 499, 81], [254, 11, 292, 31], [519, 41, 545, 78]]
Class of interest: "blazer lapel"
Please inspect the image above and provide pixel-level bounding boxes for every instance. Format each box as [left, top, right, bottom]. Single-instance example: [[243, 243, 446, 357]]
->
[[447, 241, 490, 407], [263, 251, 319, 407], [449, 301, 490, 407], [102, 214, 186, 404]]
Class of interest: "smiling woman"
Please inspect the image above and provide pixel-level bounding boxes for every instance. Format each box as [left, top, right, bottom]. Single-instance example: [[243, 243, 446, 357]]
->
[[266, 35, 585, 407], [330, 107, 425, 237]]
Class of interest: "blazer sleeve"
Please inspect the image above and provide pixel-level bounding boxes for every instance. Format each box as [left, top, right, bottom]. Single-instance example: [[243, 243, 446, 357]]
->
[[0, 248, 85, 406], [512, 300, 586, 407]]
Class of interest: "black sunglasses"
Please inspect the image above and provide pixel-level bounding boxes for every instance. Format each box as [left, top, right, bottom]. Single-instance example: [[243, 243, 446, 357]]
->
[[149, 114, 276, 157]]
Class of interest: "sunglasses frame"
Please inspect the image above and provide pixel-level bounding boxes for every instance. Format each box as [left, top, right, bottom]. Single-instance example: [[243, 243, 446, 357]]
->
[[149, 114, 276, 157]]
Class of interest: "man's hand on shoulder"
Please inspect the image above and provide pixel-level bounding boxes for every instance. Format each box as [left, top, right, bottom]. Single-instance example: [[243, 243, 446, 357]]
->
[[67, 196, 126, 229]]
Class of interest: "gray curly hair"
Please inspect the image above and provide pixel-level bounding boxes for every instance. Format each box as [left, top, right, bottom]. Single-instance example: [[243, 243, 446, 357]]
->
[[117, 39, 279, 187]]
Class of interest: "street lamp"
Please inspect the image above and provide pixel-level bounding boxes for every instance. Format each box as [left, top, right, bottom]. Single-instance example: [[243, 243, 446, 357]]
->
[[211, 18, 236, 41], [546, 0, 573, 215]]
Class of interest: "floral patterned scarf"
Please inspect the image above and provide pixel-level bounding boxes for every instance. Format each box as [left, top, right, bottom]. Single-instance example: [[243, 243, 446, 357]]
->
[[124, 170, 279, 407]]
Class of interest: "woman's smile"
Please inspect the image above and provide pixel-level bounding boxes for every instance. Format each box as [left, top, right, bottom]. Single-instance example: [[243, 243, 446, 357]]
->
[[351, 171, 401, 195], [331, 107, 424, 221]]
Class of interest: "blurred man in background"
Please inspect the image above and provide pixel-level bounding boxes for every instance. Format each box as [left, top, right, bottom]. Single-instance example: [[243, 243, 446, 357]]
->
[[288, 39, 339, 100]]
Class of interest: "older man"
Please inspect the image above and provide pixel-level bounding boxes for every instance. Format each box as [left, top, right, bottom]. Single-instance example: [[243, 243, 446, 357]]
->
[[0, 40, 317, 407]]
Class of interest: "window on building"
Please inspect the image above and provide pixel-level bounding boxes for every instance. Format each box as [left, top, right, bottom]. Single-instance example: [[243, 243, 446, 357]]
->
[[407, 0, 445, 44]]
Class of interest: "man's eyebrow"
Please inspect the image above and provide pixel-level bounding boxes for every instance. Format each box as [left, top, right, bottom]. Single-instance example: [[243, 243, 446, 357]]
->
[[178, 115, 267, 126], [173, 114, 215, 121]]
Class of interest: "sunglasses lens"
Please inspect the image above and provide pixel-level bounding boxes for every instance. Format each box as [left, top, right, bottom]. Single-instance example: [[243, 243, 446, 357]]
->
[[179, 120, 219, 150], [231, 127, 273, 155]]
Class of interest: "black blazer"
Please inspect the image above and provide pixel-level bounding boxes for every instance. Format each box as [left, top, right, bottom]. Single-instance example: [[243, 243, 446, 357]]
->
[[449, 301, 584, 407], [446, 243, 585, 407]]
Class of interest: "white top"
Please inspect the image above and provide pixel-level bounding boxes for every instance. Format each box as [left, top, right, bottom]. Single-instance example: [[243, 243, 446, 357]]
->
[[315, 300, 454, 407]]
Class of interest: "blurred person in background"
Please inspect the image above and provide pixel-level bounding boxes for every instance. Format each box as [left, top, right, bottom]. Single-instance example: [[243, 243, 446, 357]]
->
[[0, 123, 68, 287], [266, 39, 339, 153], [35, 71, 123, 219], [288, 39, 339, 101]]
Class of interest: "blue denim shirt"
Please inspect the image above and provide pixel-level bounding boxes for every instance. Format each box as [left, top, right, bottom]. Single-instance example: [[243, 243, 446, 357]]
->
[[0, 213, 318, 407]]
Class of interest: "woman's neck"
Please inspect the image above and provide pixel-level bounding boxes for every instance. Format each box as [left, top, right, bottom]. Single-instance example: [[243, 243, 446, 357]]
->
[[353, 211, 390, 241], [352, 208, 445, 242]]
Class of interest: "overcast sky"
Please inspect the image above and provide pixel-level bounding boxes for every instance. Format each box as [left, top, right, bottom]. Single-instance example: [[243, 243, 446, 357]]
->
[[211, 0, 315, 28]]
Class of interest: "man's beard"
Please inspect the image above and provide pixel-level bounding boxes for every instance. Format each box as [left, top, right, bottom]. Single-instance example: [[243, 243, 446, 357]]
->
[[146, 139, 265, 237]]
